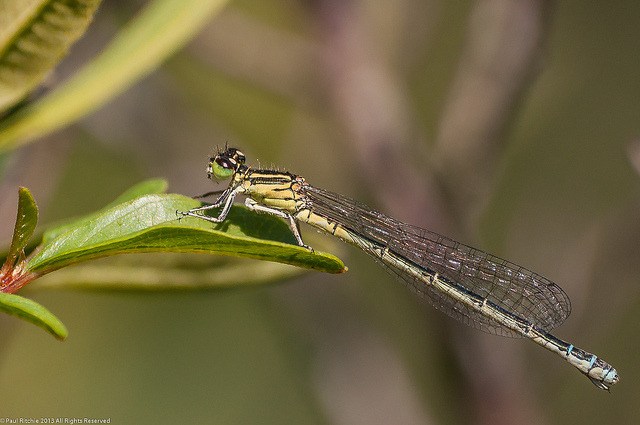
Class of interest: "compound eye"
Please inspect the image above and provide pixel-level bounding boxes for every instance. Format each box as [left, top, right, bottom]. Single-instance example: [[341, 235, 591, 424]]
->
[[209, 157, 236, 180]]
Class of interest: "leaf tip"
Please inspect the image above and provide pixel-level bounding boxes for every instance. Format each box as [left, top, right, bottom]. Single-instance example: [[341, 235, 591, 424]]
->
[[53, 326, 69, 341]]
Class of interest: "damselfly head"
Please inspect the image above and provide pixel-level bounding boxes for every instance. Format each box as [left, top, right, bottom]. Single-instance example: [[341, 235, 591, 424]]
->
[[207, 147, 246, 180]]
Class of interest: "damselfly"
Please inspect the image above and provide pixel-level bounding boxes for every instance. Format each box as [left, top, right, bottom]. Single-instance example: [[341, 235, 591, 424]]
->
[[179, 147, 619, 390]]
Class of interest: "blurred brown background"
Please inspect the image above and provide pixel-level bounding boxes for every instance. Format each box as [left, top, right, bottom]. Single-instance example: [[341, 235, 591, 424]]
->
[[1, 1, 639, 424]]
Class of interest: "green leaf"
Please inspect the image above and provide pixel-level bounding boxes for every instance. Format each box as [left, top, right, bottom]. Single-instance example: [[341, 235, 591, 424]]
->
[[5, 187, 38, 267], [0, 0, 231, 152], [31, 254, 308, 291], [27, 194, 346, 276], [0, 0, 103, 113], [41, 178, 168, 245], [0, 292, 68, 339]]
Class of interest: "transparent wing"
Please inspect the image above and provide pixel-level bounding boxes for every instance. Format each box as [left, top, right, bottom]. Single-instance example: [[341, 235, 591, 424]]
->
[[303, 185, 571, 337]]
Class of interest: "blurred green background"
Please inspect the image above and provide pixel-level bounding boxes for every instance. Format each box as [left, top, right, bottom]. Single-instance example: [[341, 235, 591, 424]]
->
[[1, 1, 639, 424]]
